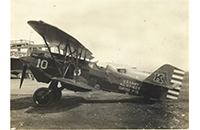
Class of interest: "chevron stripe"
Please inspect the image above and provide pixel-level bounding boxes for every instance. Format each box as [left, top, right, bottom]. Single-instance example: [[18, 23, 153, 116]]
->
[[168, 90, 180, 95], [166, 95, 178, 100], [166, 69, 185, 100], [171, 79, 182, 85], [173, 72, 185, 77], [172, 74, 184, 80], [173, 69, 185, 75], [170, 88, 181, 92], [170, 69, 185, 85]]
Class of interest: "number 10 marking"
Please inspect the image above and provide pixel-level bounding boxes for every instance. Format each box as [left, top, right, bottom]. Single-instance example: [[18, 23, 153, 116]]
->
[[36, 59, 48, 69]]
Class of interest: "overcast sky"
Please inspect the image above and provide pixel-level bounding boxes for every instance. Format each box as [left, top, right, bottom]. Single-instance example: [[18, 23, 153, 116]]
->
[[10, 0, 189, 71]]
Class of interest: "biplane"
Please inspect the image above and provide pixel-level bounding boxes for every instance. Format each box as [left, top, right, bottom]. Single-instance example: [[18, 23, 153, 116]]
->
[[19, 20, 185, 106]]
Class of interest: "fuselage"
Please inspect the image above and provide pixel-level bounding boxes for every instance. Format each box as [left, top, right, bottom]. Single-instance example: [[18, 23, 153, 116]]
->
[[20, 49, 165, 100]]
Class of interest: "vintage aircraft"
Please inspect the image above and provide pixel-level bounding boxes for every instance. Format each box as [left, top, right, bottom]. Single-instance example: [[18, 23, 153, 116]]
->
[[19, 20, 185, 107]]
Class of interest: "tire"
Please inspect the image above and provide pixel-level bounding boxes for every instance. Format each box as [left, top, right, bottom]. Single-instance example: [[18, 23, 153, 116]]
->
[[53, 89, 62, 102], [33, 87, 54, 107]]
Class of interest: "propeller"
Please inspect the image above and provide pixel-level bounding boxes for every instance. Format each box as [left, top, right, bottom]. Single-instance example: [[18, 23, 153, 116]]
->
[[19, 64, 27, 89]]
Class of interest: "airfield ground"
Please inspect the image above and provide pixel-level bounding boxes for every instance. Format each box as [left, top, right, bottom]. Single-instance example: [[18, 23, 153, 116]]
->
[[10, 73, 189, 129]]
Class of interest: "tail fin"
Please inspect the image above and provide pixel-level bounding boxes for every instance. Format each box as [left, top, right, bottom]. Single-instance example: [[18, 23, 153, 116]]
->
[[143, 64, 185, 100]]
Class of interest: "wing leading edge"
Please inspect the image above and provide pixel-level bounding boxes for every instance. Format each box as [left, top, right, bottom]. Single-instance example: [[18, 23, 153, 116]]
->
[[27, 20, 93, 60]]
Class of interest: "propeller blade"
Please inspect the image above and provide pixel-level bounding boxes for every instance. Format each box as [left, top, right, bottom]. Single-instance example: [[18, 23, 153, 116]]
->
[[19, 64, 27, 89]]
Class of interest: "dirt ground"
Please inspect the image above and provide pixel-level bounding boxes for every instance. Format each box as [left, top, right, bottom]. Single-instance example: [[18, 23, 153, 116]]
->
[[10, 72, 189, 129]]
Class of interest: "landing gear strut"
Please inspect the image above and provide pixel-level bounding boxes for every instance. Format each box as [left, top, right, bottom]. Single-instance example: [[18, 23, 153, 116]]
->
[[53, 88, 62, 102]]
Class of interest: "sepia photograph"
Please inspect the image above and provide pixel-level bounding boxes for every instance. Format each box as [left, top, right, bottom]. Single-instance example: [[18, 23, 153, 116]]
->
[[10, 0, 189, 129]]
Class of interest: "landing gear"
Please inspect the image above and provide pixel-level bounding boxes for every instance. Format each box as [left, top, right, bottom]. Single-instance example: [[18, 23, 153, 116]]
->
[[53, 88, 62, 102], [33, 81, 63, 106], [33, 87, 54, 107]]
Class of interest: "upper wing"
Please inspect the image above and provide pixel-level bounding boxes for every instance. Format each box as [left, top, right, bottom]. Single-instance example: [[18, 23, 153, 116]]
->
[[27, 20, 93, 60]]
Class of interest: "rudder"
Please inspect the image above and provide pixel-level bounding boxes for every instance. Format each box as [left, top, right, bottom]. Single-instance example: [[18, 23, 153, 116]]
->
[[143, 64, 185, 100]]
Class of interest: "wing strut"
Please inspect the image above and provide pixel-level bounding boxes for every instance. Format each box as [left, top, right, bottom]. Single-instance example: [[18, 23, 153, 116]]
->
[[63, 64, 70, 77], [62, 45, 68, 75], [84, 50, 87, 61], [42, 36, 62, 76], [78, 48, 83, 60], [75, 43, 79, 79], [67, 41, 76, 68], [58, 40, 63, 55], [66, 40, 79, 82], [57, 46, 61, 55]]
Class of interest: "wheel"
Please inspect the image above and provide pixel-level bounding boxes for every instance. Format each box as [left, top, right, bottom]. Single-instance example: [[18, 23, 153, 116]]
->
[[33, 87, 54, 107], [53, 89, 62, 102]]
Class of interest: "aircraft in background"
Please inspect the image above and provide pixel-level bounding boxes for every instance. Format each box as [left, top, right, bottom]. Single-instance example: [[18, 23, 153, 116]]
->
[[10, 40, 34, 79], [19, 20, 185, 106]]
